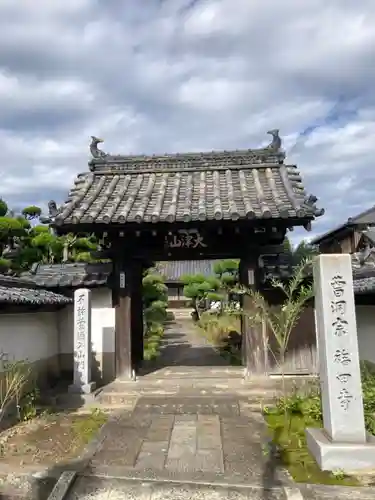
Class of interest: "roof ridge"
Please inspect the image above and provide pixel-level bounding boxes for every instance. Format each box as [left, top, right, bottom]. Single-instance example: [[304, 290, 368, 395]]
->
[[88, 130, 285, 165]]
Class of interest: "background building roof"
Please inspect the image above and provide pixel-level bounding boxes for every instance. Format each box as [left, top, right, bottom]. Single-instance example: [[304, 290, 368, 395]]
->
[[157, 260, 221, 282], [311, 204, 375, 245], [0, 274, 72, 305], [21, 262, 112, 288]]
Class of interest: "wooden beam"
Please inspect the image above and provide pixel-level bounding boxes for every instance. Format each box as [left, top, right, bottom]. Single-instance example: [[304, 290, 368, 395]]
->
[[131, 261, 144, 369], [114, 259, 133, 379], [239, 256, 268, 376]]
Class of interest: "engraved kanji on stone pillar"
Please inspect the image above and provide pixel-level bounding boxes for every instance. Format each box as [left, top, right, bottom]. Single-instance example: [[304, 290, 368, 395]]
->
[[306, 254, 375, 472], [68, 288, 96, 394]]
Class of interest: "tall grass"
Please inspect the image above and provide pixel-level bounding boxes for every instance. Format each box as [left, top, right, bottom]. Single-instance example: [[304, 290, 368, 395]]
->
[[0, 360, 32, 424]]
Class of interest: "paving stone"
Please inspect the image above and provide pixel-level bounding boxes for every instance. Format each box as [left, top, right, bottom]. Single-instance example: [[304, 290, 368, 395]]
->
[[197, 414, 220, 424], [134, 397, 240, 417], [135, 451, 167, 470], [145, 427, 173, 442], [164, 454, 197, 472], [195, 449, 224, 472], [169, 426, 197, 447], [174, 415, 197, 424], [197, 431, 222, 450], [149, 415, 175, 426], [167, 442, 197, 459], [140, 441, 170, 454]]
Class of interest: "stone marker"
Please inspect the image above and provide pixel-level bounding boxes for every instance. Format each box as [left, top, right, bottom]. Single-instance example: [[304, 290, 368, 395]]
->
[[306, 254, 375, 472], [68, 288, 96, 394]]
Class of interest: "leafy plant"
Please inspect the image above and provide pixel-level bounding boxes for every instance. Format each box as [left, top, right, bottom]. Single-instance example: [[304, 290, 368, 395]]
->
[[268, 361, 375, 435], [241, 259, 313, 421], [17, 386, 40, 421]]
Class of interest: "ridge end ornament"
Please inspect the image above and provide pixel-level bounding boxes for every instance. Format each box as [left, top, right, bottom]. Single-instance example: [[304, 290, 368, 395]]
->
[[265, 129, 282, 152], [248, 129, 285, 162], [302, 194, 325, 218], [90, 136, 109, 159]]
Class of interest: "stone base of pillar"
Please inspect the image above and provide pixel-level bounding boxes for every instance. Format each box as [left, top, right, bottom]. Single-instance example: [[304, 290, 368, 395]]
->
[[306, 427, 375, 472], [68, 381, 96, 394]]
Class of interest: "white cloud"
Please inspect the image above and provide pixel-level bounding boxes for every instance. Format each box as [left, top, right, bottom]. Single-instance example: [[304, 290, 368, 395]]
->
[[0, 0, 375, 241]]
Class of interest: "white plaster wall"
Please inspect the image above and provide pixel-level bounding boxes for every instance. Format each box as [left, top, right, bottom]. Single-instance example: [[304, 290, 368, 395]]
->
[[0, 312, 59, 368], [356, 305, 375, 365], [58, 287, 115, 355], [91, 287, 115, 355]]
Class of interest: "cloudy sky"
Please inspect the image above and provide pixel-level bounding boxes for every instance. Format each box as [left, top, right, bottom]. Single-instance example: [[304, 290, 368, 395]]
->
[[1, 0, 374, 243]]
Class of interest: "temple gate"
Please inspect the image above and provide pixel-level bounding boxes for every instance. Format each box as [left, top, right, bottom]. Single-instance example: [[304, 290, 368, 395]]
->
[[49, 130, 323, 379]]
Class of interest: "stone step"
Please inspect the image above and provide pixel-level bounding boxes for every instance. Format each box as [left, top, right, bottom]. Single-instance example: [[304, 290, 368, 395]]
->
[[102, 378, 284, 393], [135, 365, 246, 378], [97, 389, 276, 407], [67, 475, 287, 500]]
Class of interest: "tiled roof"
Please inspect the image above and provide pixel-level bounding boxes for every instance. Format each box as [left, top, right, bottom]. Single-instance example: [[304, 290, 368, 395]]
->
[[0, 275, 72, 305], [53, 134, 324, 227], [311, 205, 375, 245], [157, 260, 222, 282], [21, 262, 112, 288], [362, 229, 375, 246], [260, 253, 375, 295], [353, 276, 375, 294], [351, 258, 375, 294]]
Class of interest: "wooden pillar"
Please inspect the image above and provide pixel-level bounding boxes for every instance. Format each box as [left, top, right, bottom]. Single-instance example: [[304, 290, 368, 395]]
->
[[115, 258, 133, 380], [131, 261, 144, 369], [239, 257, 268, 376]]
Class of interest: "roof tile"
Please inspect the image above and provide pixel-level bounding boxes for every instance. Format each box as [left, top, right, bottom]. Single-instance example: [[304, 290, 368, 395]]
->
[[21, 263, 112, 289], [0, 274, 72, 305], [53, 137, 324, 226]]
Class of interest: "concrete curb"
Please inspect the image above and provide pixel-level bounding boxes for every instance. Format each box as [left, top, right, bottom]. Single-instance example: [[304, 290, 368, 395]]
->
[[46, 471, 76, 500]]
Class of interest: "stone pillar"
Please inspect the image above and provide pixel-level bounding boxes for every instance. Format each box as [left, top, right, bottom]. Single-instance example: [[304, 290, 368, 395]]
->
[[69, 288, 96, 394], [239, 257, 268, 376], [306, 254, 375, 472]]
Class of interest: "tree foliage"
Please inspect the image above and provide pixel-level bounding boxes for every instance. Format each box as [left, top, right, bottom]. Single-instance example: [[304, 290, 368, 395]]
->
[[213, 259, 239, 290], [181, 273, 222, 318], [293, 240, 318, 262], [142, 272, 168, 325], [283, 236, 318, 264], [0, 197, 101, 274]]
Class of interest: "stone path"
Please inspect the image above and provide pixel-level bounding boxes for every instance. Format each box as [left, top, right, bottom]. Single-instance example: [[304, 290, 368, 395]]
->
[[66, 314, 293, 499], [139, 311, 229, 376], [86, 398, 280, 482]]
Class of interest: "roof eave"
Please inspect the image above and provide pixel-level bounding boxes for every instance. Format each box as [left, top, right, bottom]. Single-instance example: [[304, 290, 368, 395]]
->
[[52, 215, 317, 234], [311, 222, 356, 246]]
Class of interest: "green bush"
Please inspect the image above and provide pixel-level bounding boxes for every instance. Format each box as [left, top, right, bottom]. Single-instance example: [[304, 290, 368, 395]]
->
[[267, 361, 375, 434], [142, 268, 168, 361], [198, 311, 240, 346], [144, 323, 165, 360], [144, 300, 168, 325]]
